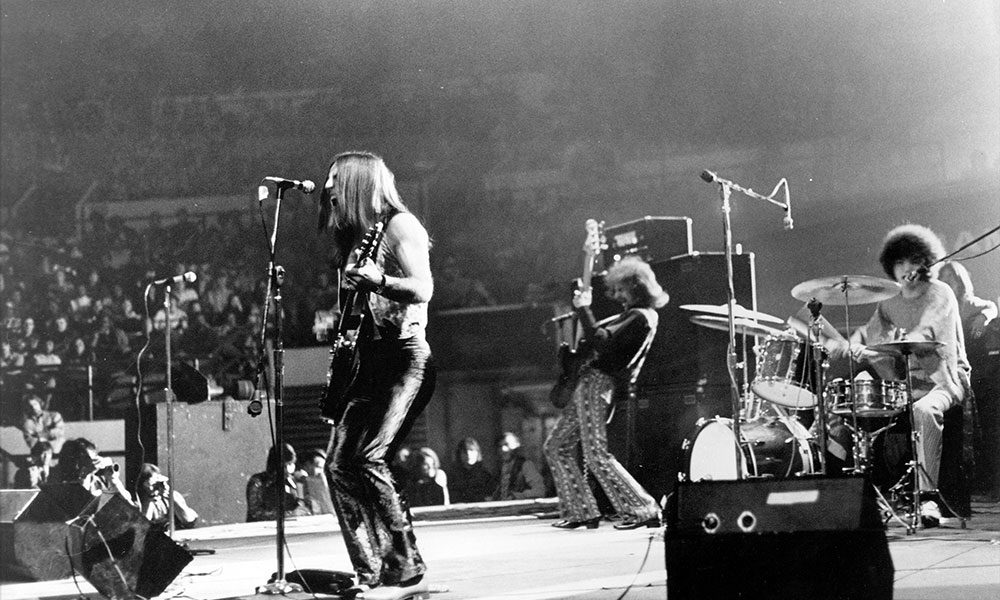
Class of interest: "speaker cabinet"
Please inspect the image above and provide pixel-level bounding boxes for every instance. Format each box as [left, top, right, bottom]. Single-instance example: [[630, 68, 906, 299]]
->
[[5, 484, 192, 597], [597, 252, 757, 500], [592, 252, 758, 389], [665, 476, 893, 600]]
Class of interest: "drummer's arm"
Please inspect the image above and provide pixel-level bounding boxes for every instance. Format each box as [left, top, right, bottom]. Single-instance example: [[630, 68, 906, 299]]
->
[[788, 306, 849, 357]]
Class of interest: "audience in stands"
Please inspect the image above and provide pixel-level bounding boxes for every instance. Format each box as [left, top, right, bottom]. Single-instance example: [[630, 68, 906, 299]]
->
[[405, 447, 450, 507], [294, 448, 335, 516], [246, 443, 309, 522], [449, 437, 496, 504], [493, 432, 546, 501], [20, 393, 65, 452], [13, 440, 53, 488]]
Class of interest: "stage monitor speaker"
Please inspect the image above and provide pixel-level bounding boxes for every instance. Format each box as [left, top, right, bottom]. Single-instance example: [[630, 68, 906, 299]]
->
[[7, 483, 192, 597], [665, 476, 893, 600]]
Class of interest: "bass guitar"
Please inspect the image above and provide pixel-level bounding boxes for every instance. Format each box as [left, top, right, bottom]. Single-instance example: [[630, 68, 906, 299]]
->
[[549, 218, 604, 408], [320, 222, 386, 424]]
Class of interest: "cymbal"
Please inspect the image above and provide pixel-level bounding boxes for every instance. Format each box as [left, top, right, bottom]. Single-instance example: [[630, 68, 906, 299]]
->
[[679, 302, 784, 324], [690, 315, 791, 338], [791, 275, 900, 305], [869, 340, 944, 355]]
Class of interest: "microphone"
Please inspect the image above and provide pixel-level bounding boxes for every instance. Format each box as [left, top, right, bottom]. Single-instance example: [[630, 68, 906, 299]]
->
[[700, 170, 722, 184], [263, 176, 315, 193], [903, 266, 929, 282], [783, 204, 794, 230], [153, 271, 197, 286]]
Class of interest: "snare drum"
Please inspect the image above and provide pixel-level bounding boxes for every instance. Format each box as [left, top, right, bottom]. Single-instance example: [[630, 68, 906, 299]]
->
[[682, 416, 816, 481], [751, 335, 821, 409], [825, 378, 908, 418]]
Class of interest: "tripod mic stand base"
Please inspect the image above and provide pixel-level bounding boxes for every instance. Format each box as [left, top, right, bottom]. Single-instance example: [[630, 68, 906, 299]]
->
[[256, 579, 304, 595], [181, 542, 216, 556]]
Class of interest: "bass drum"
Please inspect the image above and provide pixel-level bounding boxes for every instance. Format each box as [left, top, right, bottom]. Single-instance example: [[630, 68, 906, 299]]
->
[[682, 416, 816, 481]]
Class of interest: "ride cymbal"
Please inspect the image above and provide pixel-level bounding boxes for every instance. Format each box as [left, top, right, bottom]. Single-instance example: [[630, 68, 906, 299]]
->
[[791, 275, 900, 305], [690, 315, 791, 338]]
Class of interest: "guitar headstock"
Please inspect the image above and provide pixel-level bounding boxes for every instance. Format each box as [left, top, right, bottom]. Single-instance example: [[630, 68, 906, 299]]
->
[[583, 218, 605, 259]]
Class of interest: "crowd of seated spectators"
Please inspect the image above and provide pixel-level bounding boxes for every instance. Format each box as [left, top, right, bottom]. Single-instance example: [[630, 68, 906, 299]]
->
[[0, 207, 338, 425], [0, 200, 520, 427]]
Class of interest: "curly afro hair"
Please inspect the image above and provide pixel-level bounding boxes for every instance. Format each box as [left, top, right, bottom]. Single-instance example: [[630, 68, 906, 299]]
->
[[878, 224, 945, 280]]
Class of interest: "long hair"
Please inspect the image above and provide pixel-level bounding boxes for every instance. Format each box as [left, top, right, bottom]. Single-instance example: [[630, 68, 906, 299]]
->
[[878, 224, 945, 281], [318, 151, 409, 267], [935, 260, 975, 302], [53, 437, 96, 482], [604, 257, 669, 309], [454, 437, 482, 465], [266, 443, 296, 475]]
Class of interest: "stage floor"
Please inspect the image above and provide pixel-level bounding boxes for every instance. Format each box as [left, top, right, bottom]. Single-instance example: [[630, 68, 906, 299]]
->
[[2, 499, 998, 600]]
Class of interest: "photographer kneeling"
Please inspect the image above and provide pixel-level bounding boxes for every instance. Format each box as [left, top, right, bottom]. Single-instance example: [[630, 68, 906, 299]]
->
[[136, 462, 199, 532]]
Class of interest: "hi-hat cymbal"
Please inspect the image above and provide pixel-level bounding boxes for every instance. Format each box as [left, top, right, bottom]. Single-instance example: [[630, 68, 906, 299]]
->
[[791, 275, 900, 305], [869, 340, 944, 356], [690, 315, 792, 338], [679, 302, 785, 324]]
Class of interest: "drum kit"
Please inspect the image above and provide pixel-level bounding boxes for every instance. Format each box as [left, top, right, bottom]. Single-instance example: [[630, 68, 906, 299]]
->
[[678, 274, 945, 532]]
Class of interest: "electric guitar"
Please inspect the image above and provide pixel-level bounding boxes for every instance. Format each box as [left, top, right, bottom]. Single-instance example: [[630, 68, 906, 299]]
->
[[549, 218, 604, 408], [320, 222, 386, 424]]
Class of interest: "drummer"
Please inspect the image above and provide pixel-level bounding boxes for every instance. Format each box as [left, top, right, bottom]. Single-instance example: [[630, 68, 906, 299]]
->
[[794, 225, 971, 528]]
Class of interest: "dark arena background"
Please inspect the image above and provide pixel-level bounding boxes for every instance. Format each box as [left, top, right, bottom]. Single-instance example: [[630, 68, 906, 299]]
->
[[1, 2, 998, 599]]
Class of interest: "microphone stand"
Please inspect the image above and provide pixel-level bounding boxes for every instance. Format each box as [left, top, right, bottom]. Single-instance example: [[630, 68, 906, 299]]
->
[[161, 285, 216, 556], [703, 171, 791, 480], [163, 285, 177, 539], [717, 181, 745, 478], [255, 183, 302, 595]]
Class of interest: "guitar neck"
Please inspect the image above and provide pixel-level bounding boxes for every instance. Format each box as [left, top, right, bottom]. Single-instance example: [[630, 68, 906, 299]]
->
[[581, 253, 596, 292]]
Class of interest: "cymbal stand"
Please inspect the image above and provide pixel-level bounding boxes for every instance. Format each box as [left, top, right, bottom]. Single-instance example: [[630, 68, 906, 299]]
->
[[805, 298, 829, 475], [888, 348, 965, 532], [738, 329, 759, 421]]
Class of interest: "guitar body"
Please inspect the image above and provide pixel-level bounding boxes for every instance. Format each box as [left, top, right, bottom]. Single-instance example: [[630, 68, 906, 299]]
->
[[550, 341, 593, 409], [320, 336, 362, 424], [318, 222, 385, 424]]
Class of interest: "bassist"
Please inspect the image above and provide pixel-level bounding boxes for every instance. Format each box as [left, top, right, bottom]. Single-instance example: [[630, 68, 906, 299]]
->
[[318, 152, 435, 600], [544, 256, 668, 531]]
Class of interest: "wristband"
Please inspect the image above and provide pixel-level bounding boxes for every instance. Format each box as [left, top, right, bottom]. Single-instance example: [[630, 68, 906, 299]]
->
[[375, 273, 387, 294]]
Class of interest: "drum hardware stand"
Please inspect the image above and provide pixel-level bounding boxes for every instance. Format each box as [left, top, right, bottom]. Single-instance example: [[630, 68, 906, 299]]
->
[[805, 298, 830, 475], [842, 416, 912, 530], [887, 346, 966, 533], [701, 170, 790, 478]]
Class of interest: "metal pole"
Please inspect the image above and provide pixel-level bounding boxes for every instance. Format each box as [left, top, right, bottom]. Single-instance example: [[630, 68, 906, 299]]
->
[[163, 286, 176, 539]]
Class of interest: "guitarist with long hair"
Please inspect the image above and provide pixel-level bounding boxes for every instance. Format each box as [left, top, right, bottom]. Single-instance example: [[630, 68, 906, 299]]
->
[[544, 254, 668, 531], [318, 152, 435, 600]]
